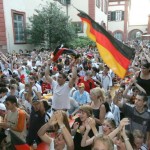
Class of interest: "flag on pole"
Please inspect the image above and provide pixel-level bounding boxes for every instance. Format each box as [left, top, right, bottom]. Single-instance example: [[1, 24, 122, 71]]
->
[[77, 10, 135, 78]]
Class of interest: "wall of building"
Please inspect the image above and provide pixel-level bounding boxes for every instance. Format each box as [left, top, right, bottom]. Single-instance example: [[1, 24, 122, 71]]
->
[[0, 0, 7, 52], [128, 25, 147, 33], [3, 0, 65, 53], [108, 4, 125, 32]]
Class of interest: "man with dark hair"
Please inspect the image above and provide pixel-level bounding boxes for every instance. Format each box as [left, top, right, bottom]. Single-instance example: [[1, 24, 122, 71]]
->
[[0, 87, 8, 103], [114, 92, 150, 145], [0, 95, 27, 143], [45, 59, 77, 111]]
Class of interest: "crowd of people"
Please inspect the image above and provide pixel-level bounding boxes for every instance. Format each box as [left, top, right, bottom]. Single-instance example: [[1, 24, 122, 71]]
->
[[0, 41, 150, 150]]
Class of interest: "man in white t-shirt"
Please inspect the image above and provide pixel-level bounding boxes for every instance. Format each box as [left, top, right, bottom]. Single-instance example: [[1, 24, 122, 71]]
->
[[45, 59, 77, 111]]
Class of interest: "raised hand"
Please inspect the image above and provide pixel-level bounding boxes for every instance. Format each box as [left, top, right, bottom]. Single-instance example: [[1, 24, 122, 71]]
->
[[88, 117, 96, 129], [119, 118, 130, 131], [54, 110, 64, 126]]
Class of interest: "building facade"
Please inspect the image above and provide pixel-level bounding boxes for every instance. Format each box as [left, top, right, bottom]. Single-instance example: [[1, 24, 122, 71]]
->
[[108, 0, 150, 42], [0, 0, 108, 53]]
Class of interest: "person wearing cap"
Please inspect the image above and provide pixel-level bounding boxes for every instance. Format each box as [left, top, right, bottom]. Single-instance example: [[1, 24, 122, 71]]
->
[[45, 58, 77, 112], [72, 83, 91, 106], [0, 95, 27, 143], [77, 70, 96, 93], [26, 98, 50, 146]]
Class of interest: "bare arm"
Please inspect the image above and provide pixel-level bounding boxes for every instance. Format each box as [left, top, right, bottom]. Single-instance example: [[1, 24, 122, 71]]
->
[[37, 123, 52, 144], [95, 104, 106, 125], [68, 60, 77, 88], [45, 60, 53, 84], [55, 111, 74, 150]]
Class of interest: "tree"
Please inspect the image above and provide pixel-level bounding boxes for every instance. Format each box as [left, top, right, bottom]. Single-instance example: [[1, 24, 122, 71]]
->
[[68, 36, 95, 49], [26, 2, 76, 49]]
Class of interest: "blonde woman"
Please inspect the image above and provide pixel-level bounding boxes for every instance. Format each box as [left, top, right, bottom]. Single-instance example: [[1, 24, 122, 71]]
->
[[90, 87, 106, 125], [92, 135, 114, 150]]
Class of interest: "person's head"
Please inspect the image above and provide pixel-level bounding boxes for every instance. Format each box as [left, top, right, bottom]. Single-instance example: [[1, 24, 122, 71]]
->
[[133, 130, 144, 149], [50, 110, 71, 133], [102, 118, 116, 135], [28, 76, 36, 84], [32, 97, 41, 112], [103, 65, 109, 74], [13, 63, 18, 69], [32, 60, 36, 66], [141, 61, 150, 74], [132, 86, 140, 96], [57, 72, 67, 85], [115, 131, 134, 150], [90, 87, 105, 102], [92, 135, 114, 150], [85, 70, 92, 80], [5, 95, 18, 110], [0, 103, 6, 117], [4, 63, 9, 69], [0, 87, 8, 97], [134, 92, 147, 110], [78, 83, 85, 92], [79, 105, 93, 122], [9, 84, 17, 93]]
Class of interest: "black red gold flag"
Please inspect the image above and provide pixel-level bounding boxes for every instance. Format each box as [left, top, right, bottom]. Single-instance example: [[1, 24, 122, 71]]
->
[[51, 45, 80, 62], [77, 10, 135, 78], [10, 131, 31, 150]]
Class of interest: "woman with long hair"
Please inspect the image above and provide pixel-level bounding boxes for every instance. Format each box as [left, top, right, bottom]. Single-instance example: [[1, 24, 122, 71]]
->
[[90, 87, 106, 125], [38, 110, 74, 150]]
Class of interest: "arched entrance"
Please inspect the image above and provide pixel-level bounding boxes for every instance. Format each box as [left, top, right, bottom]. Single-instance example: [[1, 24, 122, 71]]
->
[[128, 29, 143, 40]]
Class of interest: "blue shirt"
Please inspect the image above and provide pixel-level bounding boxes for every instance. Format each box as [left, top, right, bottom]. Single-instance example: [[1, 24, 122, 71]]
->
[[73, 90, 91, 105]]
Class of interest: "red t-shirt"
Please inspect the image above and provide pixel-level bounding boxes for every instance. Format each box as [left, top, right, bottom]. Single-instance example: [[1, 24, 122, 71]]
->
[[41, 82, 51, 94], [77, 77, 96, 93]]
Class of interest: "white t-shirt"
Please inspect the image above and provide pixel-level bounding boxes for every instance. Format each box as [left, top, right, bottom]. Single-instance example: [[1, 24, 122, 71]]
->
[[32, 83, 42, 93], [52, 80, 71, 109]]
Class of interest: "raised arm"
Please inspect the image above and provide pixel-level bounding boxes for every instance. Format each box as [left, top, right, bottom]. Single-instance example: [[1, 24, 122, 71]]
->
[[68, 59, 77, 88], [45, 59, 53, 84], [55, 111, 74, 150]]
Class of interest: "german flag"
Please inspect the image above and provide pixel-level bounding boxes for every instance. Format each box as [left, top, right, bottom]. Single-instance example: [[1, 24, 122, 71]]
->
[[78, 10, 135, 78], [51, 45, 80, 62], [10, 131, 31, 150]]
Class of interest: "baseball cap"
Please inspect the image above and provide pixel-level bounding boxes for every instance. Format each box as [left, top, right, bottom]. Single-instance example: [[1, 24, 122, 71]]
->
[[78, 83, 85, 88], [32, 96, 40, 104], [0, 103, 6, 111]]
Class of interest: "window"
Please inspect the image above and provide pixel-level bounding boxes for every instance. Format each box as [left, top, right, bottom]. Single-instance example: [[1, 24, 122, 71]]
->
[[96, 0, 100, 8], [12, 11, 26, 43], [72, 22, 83, 33], [108, 11, 124, 21], [104, 0, 107, 14], [114, 32, 123, 41]]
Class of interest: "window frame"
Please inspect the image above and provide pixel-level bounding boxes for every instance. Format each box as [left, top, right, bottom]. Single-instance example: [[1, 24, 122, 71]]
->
[[11, 10, 26, 44], [72, 21, 83, 33]]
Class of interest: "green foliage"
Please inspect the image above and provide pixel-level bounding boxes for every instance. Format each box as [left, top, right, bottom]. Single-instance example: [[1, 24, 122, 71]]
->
[[68, 36, 95, 49], [26, 2, 76, 48]]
